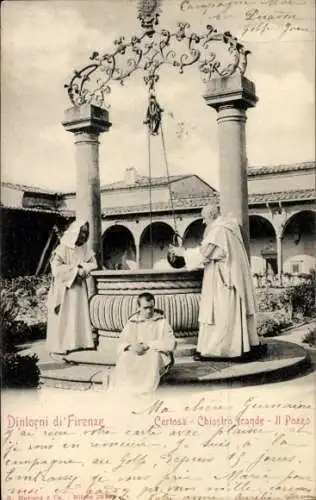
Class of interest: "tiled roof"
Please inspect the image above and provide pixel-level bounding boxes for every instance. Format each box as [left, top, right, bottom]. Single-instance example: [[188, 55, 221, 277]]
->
[[2, 161, 314, 196], [248, 161, 315, 176], [249, 189, 315, 204], [1, 182, 62, 196], [102, 189, 315, 216], [62, 174, 192, 196], [0, 205, 74, 216], [102, 196, 216, 216], [100, 174, 190, 191]]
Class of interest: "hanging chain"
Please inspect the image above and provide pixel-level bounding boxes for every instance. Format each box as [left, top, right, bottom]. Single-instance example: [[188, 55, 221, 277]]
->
[[147, 127, 154, 268], [160, 121, 181, 245], [145, 91, 183, 268]]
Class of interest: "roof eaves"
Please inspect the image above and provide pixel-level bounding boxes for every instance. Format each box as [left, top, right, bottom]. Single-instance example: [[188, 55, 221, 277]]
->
[[0, 205, 75, 216], [248, 189, 315, 204], [1, 181, 64, 196], [101, 189, 314, 216], [248, 161, 315, 176]]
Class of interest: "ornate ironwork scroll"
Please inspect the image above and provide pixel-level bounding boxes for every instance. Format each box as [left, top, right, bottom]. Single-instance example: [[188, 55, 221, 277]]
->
[[65, 2, 250, 109]]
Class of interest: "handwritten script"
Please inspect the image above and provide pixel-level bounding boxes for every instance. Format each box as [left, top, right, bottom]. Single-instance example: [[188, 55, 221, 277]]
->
[[2, 392, 315, 500], [179, 0, 314, 41]]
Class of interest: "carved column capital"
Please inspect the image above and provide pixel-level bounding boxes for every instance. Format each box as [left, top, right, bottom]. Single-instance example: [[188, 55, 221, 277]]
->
[[62, 104, 111, 135], [203, 74, 258, 112]]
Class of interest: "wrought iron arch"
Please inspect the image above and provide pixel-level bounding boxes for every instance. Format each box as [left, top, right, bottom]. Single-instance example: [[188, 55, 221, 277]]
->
[[64, 0, 251, 114]]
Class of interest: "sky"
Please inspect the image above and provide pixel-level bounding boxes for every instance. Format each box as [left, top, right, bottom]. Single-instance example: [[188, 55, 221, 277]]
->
[[1, 0, 315, 192]]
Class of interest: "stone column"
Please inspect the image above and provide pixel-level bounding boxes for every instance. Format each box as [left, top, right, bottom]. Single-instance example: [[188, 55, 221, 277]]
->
[[62, 104, 111, 266], [277, 234, 283, 281], [135, 243, 141, 269], [204, 74, 258, 257]]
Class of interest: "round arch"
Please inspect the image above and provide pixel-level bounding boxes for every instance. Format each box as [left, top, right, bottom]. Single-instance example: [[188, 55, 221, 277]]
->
[[183, 219, 204, 249], [139, 221, 175, 269], [249, 215, 277, 276], [282, 210, 316, 274], [282, 209, 316, 237], [103, 225, 136, 270]]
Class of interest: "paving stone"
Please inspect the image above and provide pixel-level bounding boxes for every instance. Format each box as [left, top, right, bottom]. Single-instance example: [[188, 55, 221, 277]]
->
[[31, 339, 311, 390]]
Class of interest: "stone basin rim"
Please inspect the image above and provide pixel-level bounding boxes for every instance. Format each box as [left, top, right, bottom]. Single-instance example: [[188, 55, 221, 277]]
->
[[90, 269, 203, 335], [91, 269, 203, 277]]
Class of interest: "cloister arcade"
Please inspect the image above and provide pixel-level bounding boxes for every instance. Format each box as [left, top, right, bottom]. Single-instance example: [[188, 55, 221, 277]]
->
[[101, 206, 315, 276], [282, 210, 315, 274]]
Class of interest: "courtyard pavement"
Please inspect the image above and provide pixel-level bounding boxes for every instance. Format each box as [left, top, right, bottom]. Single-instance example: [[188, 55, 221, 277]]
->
[[16, 318, 316, 392]]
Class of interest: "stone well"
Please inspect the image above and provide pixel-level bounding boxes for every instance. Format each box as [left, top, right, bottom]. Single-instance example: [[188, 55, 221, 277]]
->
[[89, 269, 203, 356]]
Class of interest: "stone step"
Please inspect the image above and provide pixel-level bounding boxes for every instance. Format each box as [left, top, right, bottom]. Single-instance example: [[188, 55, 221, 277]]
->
[[63, 343, 197, 366], [96, 333, 197, 362], [62, 349, 115, 366], [39, 340, 311, 389], [175, 343, 196, 357]]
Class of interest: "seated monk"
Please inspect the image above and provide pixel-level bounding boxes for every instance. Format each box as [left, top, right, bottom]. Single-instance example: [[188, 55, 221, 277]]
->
[[109, 292, 176, 394]]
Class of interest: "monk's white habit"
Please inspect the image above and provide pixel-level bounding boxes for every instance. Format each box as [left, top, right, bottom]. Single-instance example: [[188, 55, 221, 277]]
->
[[184, 216, 259, 358], [46, 220, 97, 354], [110, 311, 176, 394]]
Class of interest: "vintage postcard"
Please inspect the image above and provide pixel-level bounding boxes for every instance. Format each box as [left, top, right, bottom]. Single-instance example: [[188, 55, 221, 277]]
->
[[1, 0, 315, 499]]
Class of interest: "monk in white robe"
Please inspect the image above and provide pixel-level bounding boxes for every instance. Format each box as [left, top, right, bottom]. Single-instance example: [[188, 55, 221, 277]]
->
[[46, 219, 97, 355], [170, 204, 259, 359], [110, 293, 176, 394]]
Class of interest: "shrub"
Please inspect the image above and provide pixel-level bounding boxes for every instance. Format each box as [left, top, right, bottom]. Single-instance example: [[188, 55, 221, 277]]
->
[[257, 318, 278, 337], [256, 289, 292, 313], [256, 280, 315, 320], [302, 327, 316, 347], [0, 275, 50, 325], [273, 311, 292, 329], [1, 288, 47, 350], [0, 288, 19, 325], [1, 281, 42, 388], [12, 321, 47, 344], [1, 353, 40, 389], [297, 273, 312, 280], [310, 268, 316, 281], [257, 311, 292, 337], [289, 282, 315, 318], [0, 288, 19, 354]]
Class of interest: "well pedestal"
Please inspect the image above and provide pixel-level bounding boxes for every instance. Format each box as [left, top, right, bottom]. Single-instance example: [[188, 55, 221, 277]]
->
[[89, 269, 203, 359]]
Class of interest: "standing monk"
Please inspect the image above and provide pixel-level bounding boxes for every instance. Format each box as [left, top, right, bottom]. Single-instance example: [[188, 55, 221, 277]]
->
[[46, 219, 97, 356], [170, 204, 259, 359]]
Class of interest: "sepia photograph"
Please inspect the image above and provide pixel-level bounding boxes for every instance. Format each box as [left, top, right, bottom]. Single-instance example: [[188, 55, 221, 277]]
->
[[1, 0, 315, 498]]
